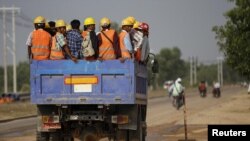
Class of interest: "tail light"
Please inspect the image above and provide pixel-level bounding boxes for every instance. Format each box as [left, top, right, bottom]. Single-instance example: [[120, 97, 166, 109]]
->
[[112, 115, 129, 124]]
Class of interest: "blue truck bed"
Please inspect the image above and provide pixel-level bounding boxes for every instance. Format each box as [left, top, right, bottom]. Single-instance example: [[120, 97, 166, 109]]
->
[[30, 60, 148, 105]]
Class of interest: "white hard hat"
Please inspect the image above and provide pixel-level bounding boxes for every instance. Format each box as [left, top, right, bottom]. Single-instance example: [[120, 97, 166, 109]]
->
[[176, 78, 182, 83]]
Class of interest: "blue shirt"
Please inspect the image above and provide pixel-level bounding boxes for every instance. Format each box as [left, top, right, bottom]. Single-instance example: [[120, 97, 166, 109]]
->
[[66, 29, 83, 58], [122, 30, 133, 53]]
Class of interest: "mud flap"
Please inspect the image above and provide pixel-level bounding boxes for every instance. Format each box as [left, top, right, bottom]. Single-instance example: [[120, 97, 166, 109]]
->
[[117, 105, 138, 130]]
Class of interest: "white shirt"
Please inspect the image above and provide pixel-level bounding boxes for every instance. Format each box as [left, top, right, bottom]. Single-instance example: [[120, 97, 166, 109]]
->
[[214, 82, 220, 88]]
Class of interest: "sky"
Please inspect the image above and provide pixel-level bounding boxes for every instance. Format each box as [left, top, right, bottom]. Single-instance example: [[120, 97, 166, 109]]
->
[[0, 0, 234, 66]]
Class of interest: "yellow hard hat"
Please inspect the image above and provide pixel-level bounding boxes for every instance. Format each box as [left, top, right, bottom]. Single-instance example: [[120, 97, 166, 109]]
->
[[66, 24, 72, 31], [34, 16, 46, 24], [126, 16, 136, 25], [100, 17, 111, 27], [55, 19, 66, 28], [45, 22, 50, 28], [121, 18, 133, 26], [133, 21, 141, 29], [84, 17, 95, 26]]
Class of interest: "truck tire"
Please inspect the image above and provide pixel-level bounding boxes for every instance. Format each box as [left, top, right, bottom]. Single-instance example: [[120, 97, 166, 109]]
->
[[115, 129, 128, 141], [49, 132, 61, 141], [79, 127, 99, 141], [129, 107, 145, 141], [37, 131, 49, 141]]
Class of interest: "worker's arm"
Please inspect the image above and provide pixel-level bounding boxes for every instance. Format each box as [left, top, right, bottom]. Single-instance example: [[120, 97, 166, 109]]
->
[[57, 33, 77, 63], [113, 32, 121, 58], [63, 45, 77, 63], [28, 45, 32, 60], [141, 36, 149, 62], [26, 32, 33, 61], [124, 33, 133, 54]]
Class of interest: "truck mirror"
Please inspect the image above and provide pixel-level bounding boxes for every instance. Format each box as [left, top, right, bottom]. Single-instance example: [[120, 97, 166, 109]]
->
[[151, 59, 159, 73]]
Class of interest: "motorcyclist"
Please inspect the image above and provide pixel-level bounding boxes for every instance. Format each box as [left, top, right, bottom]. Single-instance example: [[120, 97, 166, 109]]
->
[[213, 81, 221, 97], [169, 78, 185, 110], [198, 80, 207, 97]]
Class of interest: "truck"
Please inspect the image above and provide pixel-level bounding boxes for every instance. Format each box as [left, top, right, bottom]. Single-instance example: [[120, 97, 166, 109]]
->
[[30, 58, 158, 141]]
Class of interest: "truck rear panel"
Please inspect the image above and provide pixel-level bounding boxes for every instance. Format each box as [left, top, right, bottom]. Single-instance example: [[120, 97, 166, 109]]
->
[[30, 60, 147, 105]]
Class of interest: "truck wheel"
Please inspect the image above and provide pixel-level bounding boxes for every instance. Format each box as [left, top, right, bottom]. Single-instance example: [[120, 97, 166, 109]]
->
[[79, 127, 99, 141], [49, 132, 61, 141], [37, 131, 49, 141], [115, 129, 128, 141], [129, 111, 145, 141]]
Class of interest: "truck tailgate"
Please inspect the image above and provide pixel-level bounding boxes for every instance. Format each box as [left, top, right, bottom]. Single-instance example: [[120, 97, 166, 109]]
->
[[30, 60, 147, 105]]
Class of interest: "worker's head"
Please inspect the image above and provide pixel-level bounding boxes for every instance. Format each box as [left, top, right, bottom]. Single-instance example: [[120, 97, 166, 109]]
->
[[121, 18, 133, 32], [176, 78, 182, 83], [55, 19, 66, 34], [45, 22, 50, 29], [84, 17, 95, 31], [66, 24, 72, 32], [126, 16, 136, 25], [33, 16, 46, 29], [47, 21, 56, 36], [70, 19, 81, 30], [133, 21, 141, 30], [44, 22, 52, 35], [138, 22, 149, 36], [100, 17, 111, 30]]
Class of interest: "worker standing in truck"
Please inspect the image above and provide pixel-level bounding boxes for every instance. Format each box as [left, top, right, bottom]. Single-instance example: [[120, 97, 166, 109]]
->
[[98, 17, 119, 60], [132, 21, 143, 55], [82, 17, 99, 61], [66, 19, 83, 59], [136, 22, 150, 64], [26, 16, 51, 61], [50, 19, 77, 62], [119, 18, 134, 61]]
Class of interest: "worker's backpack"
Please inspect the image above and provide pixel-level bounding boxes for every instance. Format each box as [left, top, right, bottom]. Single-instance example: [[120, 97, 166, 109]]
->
[[82, 32, 95, 57]]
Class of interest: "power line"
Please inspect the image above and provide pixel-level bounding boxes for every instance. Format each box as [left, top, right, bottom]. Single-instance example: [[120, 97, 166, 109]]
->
[[0, 15, 32, 28], [0, 10, 32, 28]]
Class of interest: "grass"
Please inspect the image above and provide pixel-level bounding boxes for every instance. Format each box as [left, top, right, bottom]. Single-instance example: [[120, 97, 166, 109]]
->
[[0, 102, 37, 121], [0, 88, 169, 121]]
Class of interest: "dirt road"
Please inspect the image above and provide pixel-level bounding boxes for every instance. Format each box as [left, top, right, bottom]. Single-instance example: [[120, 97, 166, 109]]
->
[[0, 85, 249, 141], [147, 85, 250, 141]]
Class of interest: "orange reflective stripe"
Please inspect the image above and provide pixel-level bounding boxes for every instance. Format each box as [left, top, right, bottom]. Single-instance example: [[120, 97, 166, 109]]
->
[[31, 29, 51, 60], [98, 30, 116, 60], [119, 31, 131, 58], [50, 34, 65, 60]]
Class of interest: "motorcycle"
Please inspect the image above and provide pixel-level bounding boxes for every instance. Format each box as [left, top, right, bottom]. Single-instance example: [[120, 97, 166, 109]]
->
[[172, 95, 184, 110], [199, 89, 207, 97], [198, 81, 207, 98], [213, 88, 221, 98]]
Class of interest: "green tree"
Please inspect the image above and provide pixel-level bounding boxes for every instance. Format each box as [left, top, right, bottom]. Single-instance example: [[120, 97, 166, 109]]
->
[[0, 67, 3, 93], [157, 47, 187, 86], [0, 62, 30, 93], [212, 0, 250, 79], [197, 64, 218, 86], [17, 62, 30, 92]]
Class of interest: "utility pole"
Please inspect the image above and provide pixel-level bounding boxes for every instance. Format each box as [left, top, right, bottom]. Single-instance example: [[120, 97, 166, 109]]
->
[[217, 57, 223, 86], [190, 57, 193, 86], [0, 6, 20, 93], [2, 8, 7, 94], [189, 56, 197, 86], [220, 58, 223, 86], [194, 57, 197, 84]]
